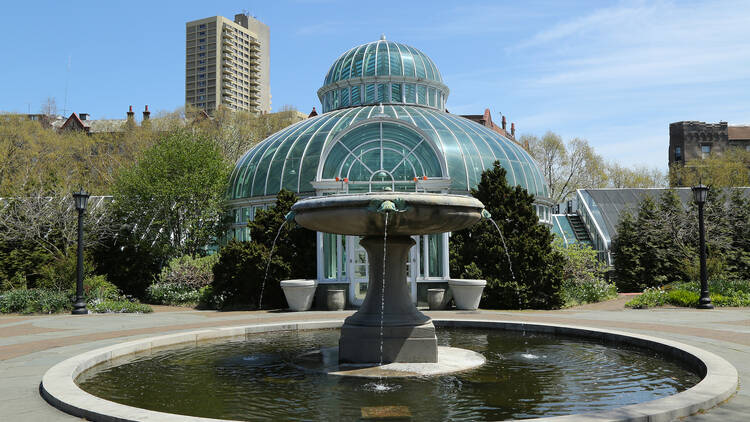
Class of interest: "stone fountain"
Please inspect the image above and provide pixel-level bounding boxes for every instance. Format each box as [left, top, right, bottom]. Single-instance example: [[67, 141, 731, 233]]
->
[[291, 192, 484, 364]]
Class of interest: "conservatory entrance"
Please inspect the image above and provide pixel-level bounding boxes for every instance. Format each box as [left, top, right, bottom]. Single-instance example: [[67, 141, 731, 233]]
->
[[312, 117, 452, 306]]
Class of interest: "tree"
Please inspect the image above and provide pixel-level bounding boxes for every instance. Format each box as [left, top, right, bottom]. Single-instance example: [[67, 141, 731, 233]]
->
[[211, 190, 315, 309], [669, 148, 750, 187], [607, 162, 666, 188], [111, 130, 232, 258], [526, 132, 607, 202], [450, 162, 564, 309]]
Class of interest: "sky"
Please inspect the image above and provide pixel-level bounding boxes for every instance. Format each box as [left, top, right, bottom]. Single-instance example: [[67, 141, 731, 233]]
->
[[2, 0, 749, 171]]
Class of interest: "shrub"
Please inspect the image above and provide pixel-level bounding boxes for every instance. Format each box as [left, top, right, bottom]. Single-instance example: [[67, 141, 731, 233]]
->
[[36, 249, 96, 292], [212, 240, 289, 309], [0, 288, 71, 314], [83, 274, 120, 302], [197, 285, 220, 309], [92, 232, 163, 299], [146, 282, 201, 306], [560, 278, 618, 307], [450, 163, 564, 310], [625, 287, 668, 309], [666, 289, 699, 307], [157, 254, 218, 289], [89, 299, 153, 313]]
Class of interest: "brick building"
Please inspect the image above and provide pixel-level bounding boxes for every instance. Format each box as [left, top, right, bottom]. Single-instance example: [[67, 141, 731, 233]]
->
[[669, 121, 750, 166]]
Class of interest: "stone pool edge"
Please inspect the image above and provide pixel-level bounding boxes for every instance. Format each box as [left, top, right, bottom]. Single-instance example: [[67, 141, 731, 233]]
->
[[40, 318, 738, 422]]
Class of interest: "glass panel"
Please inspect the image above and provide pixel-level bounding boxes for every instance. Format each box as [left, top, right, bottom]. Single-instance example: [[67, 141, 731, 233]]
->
[[377, 84, 386, 103], [388, 42, 402, 76], [376, 41, 389, 76], [391, 83, 402, 103], [363, 44, 376, 77], [332, 90, 339, 109], [428, 233, 443, 277], [365, 84, 376, 103], [417, 85, 427, 105], [351, 45, 366, 78], [401, 48, 415, 77], [428, 87, 436, 107], [350, 85, 361, 106], [323, 233, 337, 279], [406, 45, 426, 79], [340, 87, 349, 107], [404, 84, 416, 103]]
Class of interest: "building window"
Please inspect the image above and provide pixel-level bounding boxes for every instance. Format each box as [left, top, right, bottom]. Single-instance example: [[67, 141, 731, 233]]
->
[[198, 81, 206, 87], [701, 145, 711, 158], [199, 74, 205, 79], [199, 46, 205, 50], [199, 53, 205, 58], [199, 31, 205, 35], [674, 146, 682, 161], [199, 24, 206, 29], [199, 38, 206, 43]]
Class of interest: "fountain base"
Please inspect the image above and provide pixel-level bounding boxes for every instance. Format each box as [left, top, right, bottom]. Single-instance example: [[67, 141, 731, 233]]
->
[[339, 321, 438, 363]]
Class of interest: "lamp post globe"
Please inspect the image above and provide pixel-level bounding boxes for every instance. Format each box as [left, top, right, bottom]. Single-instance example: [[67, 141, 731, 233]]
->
[[72, 188, 90, 315], [691, 183, 713, 309]]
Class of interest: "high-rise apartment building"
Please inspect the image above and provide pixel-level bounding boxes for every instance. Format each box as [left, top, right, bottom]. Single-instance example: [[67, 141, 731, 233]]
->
[[185, 13, 271, 114]]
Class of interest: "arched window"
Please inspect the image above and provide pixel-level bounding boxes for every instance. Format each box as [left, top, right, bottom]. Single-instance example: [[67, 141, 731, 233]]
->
[[318, 119, 446, 193]]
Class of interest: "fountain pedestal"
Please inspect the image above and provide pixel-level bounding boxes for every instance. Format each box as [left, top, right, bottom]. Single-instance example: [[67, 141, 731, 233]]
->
[[339, 236, 437, 363]]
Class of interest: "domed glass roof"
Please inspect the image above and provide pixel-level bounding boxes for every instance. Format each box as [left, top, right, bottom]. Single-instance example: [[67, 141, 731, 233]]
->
[[323, 39, 443, 86], [318, 38, 450, 113], [228, 105, 548, 200]]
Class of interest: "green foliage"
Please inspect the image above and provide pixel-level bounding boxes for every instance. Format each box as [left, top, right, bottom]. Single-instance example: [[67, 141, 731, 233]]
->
[[35, 248, 96, 291], [146, 254, 219, 306], [450, 162, 564, 309], [146, 282, 201, 306], [111, 129, 232, 258], [91, 231, 163, 299], [613, 188, 750, 292], [247, 189, 316, 280], [157, 254, 218, 289], [83, 274, 120, 302], [0, 240, 54, 290], [211, 240, 289, 309], [89, 299, 153, 314], [625, 279, 750, 308], [197, 285, 218, 309], [553, 241, 617, 306], [0, 288, 71, 314], [208, 189, 315, 310]]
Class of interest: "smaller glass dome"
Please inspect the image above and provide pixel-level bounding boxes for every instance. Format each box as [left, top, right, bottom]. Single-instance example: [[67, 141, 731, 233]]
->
[[318, 37, 450, 113]]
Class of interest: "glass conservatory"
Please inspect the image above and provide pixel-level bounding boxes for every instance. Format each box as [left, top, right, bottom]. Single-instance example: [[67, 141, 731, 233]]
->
[[227, 37, 552, 306]]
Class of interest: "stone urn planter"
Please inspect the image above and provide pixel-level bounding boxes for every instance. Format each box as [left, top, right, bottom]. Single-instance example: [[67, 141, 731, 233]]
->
[[427, 288, 446, 310], [327, 289, 346, 311], [448, 279, 486, 310], [280, 279, 317, 311]]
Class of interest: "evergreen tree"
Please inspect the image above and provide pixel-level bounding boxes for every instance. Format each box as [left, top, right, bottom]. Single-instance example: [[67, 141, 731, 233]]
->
[[450, 162, 564, 309]]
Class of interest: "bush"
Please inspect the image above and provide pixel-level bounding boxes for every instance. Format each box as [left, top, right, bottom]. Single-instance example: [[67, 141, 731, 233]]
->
[[146, 282, 201, 306], [89, 299, 153, 313], [36, 249, 96, 292], [553, 241, 617, 307], [83, 274, 120, 302], [212, 240, 289, 309], [666, 289, 699, 307], [197, 285, 220, 309], [92, 232, 164, 299], [625, 287, 668, 309], [157, 254, 218, 289], [450, 163, 564, 310], [0, 288, 71, 314], [560, 278, 618, 307]]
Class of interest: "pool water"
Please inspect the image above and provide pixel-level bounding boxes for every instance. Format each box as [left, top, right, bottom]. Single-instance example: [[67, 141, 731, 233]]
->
[[77, 328, 700, 421]]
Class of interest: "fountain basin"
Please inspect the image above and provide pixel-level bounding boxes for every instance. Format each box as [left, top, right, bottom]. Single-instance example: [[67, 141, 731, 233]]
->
[[280, 279, 317, 311], [42, 319, 738, 422], [291, 192, 484, 236]]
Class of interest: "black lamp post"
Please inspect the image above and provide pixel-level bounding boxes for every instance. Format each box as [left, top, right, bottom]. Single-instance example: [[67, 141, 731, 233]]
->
[[72, 188, 90, 315], [691, 183, 713, 309]]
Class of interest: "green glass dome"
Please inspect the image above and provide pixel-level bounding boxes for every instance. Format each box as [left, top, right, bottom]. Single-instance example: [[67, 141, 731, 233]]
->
[[318, 38, 450, 113], [228, 104, 548, 200]]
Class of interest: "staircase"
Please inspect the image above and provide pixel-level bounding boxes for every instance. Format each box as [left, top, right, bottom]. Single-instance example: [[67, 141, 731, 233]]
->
[[566, 214, 593, 246]]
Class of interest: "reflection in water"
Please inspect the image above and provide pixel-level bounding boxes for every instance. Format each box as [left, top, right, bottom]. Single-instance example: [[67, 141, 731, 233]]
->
[[77, 328, 700, 421]]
